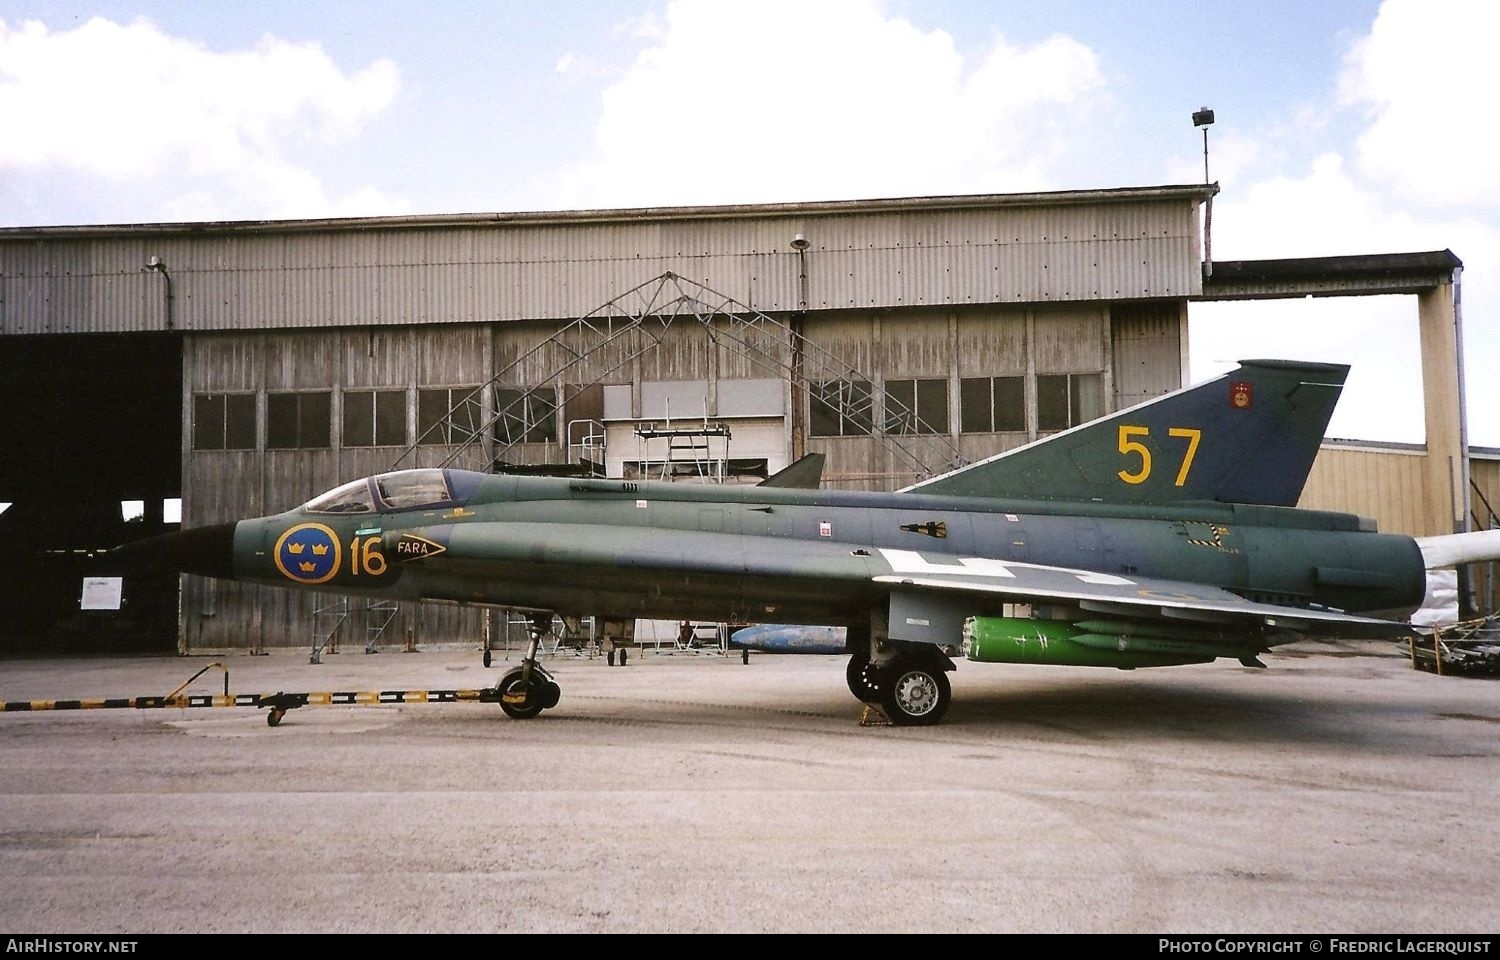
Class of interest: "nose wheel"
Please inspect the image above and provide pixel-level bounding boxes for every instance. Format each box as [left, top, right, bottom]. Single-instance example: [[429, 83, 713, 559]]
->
[[493, 614, 563, 719], [497, 666, 561, 719]]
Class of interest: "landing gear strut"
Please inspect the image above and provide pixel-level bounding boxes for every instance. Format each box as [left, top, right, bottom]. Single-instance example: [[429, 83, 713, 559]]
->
[[496, 615, 562, 719]]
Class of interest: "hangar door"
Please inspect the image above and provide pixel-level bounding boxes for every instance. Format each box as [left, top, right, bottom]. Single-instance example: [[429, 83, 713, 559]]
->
[[0, 333, 183, 654]]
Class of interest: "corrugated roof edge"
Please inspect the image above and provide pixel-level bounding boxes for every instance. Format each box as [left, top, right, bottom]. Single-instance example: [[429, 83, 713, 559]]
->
[[0, 184, 1220, 240], [1208, 250, 1463, 282]]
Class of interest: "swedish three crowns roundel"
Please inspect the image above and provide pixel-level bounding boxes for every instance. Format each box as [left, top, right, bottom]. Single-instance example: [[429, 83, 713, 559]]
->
[[274, 523, 343, 584]]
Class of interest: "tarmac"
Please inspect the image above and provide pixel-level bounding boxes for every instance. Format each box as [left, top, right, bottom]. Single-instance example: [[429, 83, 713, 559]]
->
[[1, 639, 1498, 934]]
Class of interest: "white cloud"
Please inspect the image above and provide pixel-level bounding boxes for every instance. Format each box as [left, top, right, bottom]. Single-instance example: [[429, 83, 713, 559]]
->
[[1339, 0, 1500, 207], [556, 0, 1109, 208], [0, 16, 404, 224], [1191, 0, 1500, 445]]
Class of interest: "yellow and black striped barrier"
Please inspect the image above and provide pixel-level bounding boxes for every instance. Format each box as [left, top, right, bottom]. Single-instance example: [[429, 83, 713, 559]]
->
[[2, 662, 503, 726]]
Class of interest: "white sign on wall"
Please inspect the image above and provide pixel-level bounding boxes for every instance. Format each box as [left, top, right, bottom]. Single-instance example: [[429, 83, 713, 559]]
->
[[80, 577, 124, 611]]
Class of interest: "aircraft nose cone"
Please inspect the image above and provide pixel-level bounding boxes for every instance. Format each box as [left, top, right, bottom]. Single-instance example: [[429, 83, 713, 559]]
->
[[110, 523, 238, 580]]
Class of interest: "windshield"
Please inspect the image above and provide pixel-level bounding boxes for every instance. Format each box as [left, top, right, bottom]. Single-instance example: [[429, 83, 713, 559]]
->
[[304, 478, 376, 515], [374, 469, 453, 509]]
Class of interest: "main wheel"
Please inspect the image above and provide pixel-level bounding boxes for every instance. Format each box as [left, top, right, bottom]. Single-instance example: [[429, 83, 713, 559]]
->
[[497, 668, 547, 719], [879, 663, 951, 726], [846, 656, 884, 703]]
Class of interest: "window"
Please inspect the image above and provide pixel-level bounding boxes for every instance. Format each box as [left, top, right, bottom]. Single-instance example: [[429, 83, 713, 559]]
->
[[375, 470, 452, 509], [960, 376, 1025, 433], [494, 387, 558, 444], [267, 392, 331, 449], [884, 378, 949, 436], [1036, 373, 1104, 432], [304, 478, 376, 515], [809, 379, 873, 437], [343, 389, 407, 447], [418, 387, 483, 445], [192, 393, 256, 450]]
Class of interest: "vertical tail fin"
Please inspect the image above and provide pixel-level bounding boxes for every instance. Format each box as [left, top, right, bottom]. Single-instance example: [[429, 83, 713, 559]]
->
[[903, 360, 1347, 506], [759, 453, 825, 489]]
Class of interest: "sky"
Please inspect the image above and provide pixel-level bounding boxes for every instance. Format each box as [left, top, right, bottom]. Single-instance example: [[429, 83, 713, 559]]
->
[[2, 0, 1497, 445]]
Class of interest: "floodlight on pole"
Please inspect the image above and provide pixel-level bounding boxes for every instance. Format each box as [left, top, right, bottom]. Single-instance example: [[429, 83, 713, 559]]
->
[[1192, 107, 1215, 185]]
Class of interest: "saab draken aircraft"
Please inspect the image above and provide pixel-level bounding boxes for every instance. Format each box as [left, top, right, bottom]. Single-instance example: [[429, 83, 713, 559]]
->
[[118, 360, 1500, 725]]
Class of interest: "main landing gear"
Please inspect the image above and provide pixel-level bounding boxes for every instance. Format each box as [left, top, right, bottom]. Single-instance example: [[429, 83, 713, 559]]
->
[[846, 642, 954, 727], [495, 614, 562, 719]]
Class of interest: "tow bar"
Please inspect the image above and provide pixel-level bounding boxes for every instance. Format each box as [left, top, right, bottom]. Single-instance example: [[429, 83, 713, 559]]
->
[[1, 662, 505, 727]]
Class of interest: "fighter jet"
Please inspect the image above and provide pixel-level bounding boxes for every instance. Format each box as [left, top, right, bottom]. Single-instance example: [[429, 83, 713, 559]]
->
[[118, 359, 1496, 725]]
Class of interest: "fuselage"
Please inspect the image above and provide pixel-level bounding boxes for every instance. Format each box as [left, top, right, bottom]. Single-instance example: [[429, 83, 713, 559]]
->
[[213, 468, 1426, 631]]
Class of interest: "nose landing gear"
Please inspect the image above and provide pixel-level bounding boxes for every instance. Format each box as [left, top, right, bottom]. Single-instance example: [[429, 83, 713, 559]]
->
[[494, 614, 563, 719]]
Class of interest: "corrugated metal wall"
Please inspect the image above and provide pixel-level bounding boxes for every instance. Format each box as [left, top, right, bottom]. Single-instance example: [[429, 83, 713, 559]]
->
[[1468, 456, 1500, 614], [1, 195, 1204, 335], [1111, 301, 1186, 409], [1299, 445, 1434, 536]]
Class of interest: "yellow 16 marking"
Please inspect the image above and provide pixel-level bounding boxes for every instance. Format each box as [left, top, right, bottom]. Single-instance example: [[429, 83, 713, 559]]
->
[[1116, 425, 1202, 487], [348, 535, 388, 577]]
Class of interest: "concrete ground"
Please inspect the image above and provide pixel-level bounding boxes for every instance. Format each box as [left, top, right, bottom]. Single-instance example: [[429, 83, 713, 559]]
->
[[0, 640, 1497, 934]]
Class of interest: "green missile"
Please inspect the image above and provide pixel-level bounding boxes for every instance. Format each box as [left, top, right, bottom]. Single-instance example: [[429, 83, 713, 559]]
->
[[963, 616, 1216, 669]]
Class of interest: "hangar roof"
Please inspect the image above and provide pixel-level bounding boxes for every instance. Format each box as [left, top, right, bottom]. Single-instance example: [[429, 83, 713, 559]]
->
[[0, 185, 1217, 334], [0, 184, 1216, 239]]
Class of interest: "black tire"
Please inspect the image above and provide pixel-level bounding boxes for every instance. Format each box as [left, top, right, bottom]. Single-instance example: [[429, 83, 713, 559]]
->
[[620, 648, 628, 666], [879, 663, 951, 726], [267, 708, 284, 728], [497, 668, 546, 719], [846, 656, 884, 703], [482, 649, 492, 668], [607, 649, 615, 666]]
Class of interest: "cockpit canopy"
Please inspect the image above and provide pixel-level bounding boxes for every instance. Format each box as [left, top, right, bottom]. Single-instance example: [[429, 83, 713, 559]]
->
[[302, 469, 483, 515]]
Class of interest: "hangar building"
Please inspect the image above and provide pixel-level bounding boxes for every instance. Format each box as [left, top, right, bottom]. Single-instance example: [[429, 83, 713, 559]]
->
[[0, 185, 1480, 654]]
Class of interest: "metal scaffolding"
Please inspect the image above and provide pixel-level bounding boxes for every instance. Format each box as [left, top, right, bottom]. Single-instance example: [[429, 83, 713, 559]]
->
[[389, 271, 964, 480]]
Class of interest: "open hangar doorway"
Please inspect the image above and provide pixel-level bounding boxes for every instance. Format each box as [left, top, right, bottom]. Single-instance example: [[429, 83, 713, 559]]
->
[[0, 333, 183, 655]]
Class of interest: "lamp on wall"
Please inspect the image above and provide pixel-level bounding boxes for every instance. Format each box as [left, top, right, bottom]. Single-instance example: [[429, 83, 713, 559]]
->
[[144, 255, 174, 331]]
